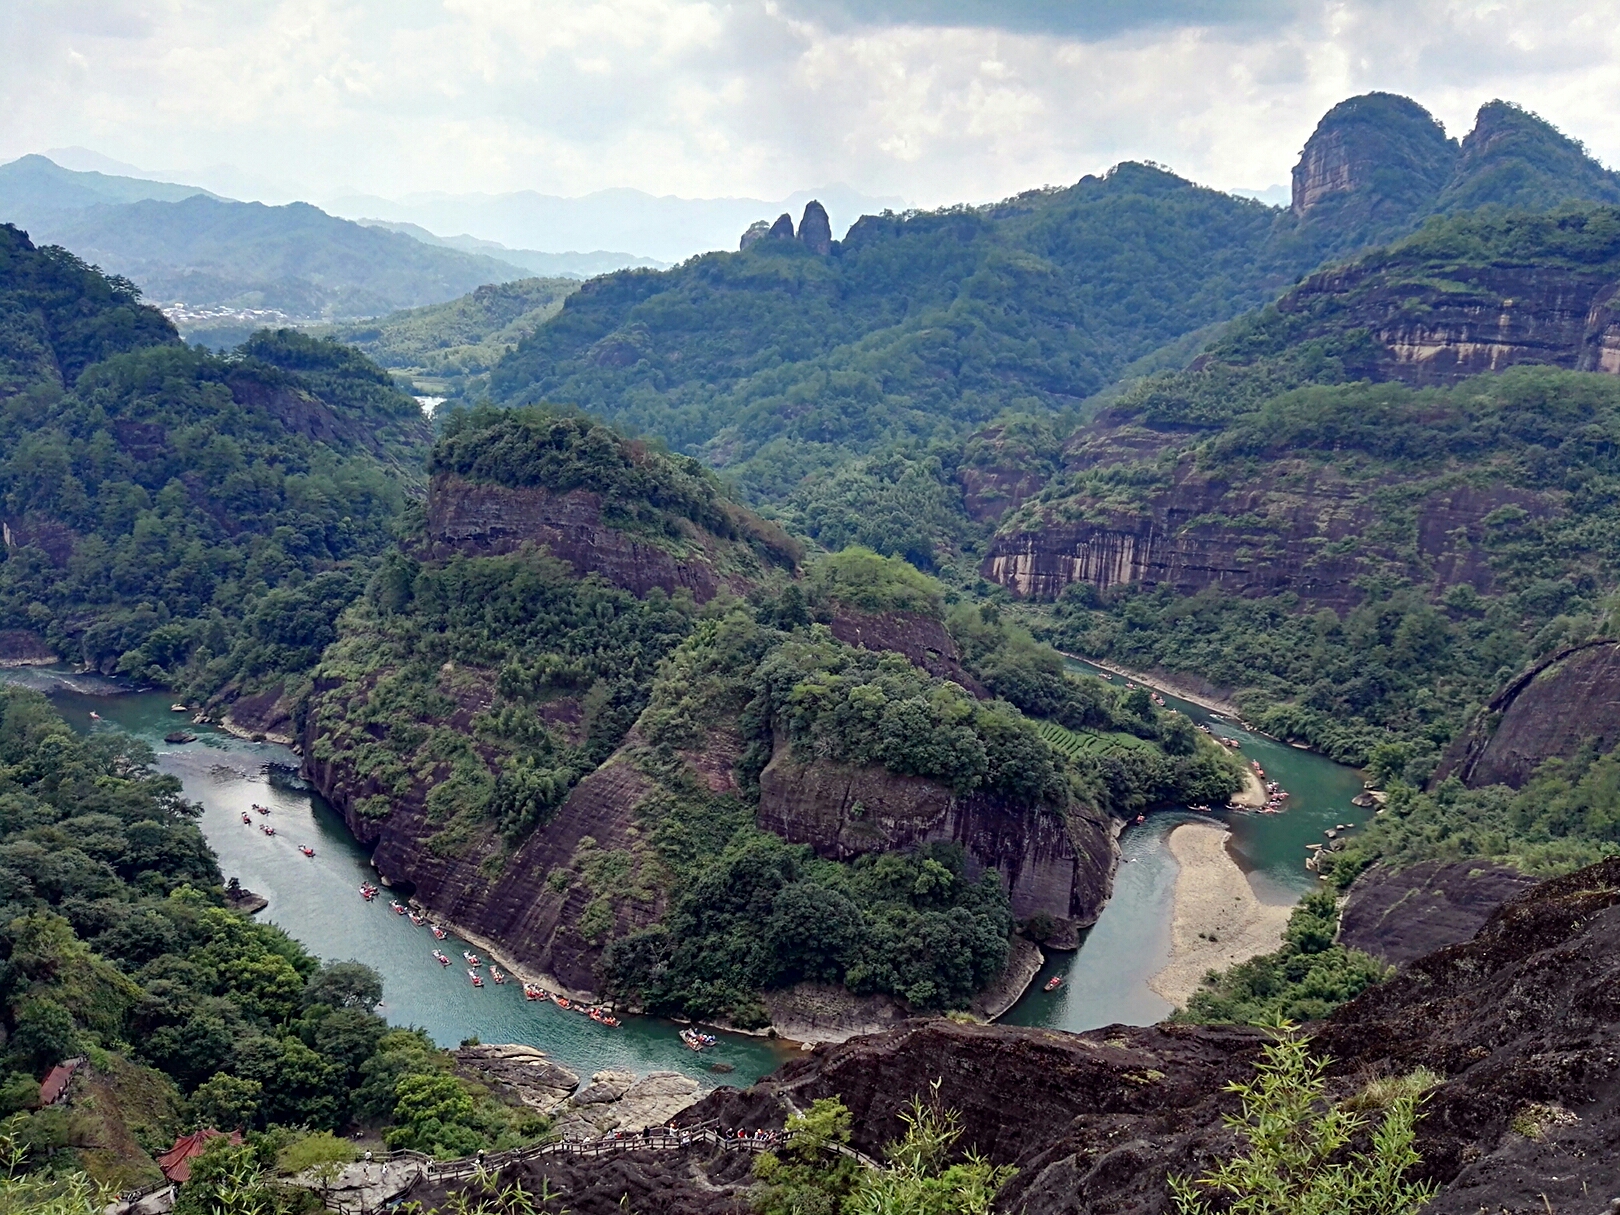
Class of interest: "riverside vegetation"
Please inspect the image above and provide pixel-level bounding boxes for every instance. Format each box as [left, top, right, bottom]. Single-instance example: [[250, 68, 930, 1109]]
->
[[0, 686, 545, 1191]]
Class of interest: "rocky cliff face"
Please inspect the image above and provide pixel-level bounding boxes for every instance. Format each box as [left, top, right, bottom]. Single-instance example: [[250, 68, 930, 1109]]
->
[[1338, 859, 1538, 965], [1436, 638, 1620, 788], [983, 428, 1546, 607], [824, 607, 984, 694], [756, 743, 1115, 931], [423, 473, 755, 601], [1290, 92, 1456, 225], [1282, 261, 1620, 383], [307, 707, 661, 992]]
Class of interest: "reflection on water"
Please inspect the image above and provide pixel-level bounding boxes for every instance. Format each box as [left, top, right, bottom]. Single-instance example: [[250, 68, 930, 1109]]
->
[[1005, 660, 1368, 1034], [10, 667, 793, 1089]]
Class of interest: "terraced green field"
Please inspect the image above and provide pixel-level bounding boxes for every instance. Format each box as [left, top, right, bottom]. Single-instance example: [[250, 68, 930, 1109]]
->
[[1037, 720, 1159, 760]]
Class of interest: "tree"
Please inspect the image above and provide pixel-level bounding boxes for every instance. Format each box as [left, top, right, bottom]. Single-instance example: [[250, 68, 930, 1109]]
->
[[191, 1073, 263, 1133], [845, 1082, 1016, 1215], [8, 999, 79, 1074], [303, 960, 383, 1012], [1169, 1026, 1437, 1215]]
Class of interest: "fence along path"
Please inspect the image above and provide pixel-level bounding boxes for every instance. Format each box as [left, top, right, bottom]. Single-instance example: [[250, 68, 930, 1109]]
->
[[314, 1123, 881, 1213]]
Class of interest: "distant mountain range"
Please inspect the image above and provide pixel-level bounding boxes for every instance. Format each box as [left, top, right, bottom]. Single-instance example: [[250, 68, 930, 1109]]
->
[[0, 155, 535, 328], [353, 220, 666, 279]]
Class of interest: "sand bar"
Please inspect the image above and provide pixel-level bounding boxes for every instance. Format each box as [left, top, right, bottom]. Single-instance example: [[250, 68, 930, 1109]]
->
[[1147, 821, 1293, 1008]]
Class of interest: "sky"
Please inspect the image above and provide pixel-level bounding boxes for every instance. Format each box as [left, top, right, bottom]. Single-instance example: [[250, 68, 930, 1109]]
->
[[4, 0, 1619, 211]]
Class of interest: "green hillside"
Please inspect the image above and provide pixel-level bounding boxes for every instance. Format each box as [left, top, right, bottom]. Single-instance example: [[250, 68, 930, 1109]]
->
[[0, 224, 430, 699], [487, 164, 1306, 496], [318, 276, 578, 400]]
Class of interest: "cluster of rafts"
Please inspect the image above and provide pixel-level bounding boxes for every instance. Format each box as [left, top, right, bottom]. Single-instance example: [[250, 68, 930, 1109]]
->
[[240, 802, 316, 854], [353, 886, 625, 1028]]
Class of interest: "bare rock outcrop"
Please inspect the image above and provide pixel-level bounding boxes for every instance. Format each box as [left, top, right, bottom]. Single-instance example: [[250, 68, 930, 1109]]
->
[[1436, 638, 1620, 788], [767, 213, 794, 241], [422, 473, 747, 602], [1290, 92, 1455, 221], [1338, 859, 1538, 965], [984, 430, 1544, 607], [455, 1043, 580, 1112], [553, 1070, 702, 1139], [824, 607, 984, 694], [797, 201, 832, 255], [756, 742, 1114, 930]]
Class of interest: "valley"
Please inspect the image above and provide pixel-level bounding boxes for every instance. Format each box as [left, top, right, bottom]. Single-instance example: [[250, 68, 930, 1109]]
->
[[2, 80, 1620, 1214]]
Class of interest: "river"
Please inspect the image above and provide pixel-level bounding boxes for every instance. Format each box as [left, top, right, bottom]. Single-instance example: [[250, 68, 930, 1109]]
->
[[1004, 660, 1369, 1031], [2, 667, 795, 1090], [10, 658, 1367, 1070]]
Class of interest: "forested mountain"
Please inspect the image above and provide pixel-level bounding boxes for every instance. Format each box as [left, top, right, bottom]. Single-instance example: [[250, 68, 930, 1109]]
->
[[301, 407, 1240, 1024], [355, 219, 665, 279], [0, 223, 430, 708], [0, 159, 533, 333], [482, 96, 1620, 499], [317, 276, 579, 400], [0, 154, 214, 215]]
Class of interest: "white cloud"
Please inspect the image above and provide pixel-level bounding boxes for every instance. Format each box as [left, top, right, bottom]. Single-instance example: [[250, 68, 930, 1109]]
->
[[1, 0, 1617, 210]]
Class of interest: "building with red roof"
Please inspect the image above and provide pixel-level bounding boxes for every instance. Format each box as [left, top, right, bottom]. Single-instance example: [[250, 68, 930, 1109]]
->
[[37, 1057, 82, 1108], [156, 1129, 243, 1184]]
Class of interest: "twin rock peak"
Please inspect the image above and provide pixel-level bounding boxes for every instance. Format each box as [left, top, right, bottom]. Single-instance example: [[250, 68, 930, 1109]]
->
[[739, 199, 833, 255]]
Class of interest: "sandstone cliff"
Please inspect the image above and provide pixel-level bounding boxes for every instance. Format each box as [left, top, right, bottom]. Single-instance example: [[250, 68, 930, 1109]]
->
[[983, 423, 1545, 607], [757, 742, 1113, 930], [1280, 260, 1620, 383], [422, 473, 760, 601], [1436, 638, 1620, 788]]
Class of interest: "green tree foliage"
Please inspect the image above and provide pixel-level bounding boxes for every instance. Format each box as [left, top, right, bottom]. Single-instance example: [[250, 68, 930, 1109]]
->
[[0, 688, 535, 1173], [0, 229, 429, 698], [1322, 750, 1620, 887], [750, 631, 1067, 805], [1170, 1027, 1436, 1215], [318, 277, 579, 400], [1177, 894, 1391, 1026], [752, 1089, 1014, 1215], [1044, 366, 1620, 771], [488, 165, 1311, 496]]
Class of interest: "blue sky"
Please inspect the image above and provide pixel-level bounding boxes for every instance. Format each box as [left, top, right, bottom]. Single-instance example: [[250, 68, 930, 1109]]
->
[[2, 1, 1615, 209]]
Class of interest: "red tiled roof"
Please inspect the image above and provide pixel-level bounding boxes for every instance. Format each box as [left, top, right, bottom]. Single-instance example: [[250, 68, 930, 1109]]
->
[[156, 1129, 243, 1183], [37, 1059, 80, 1107]]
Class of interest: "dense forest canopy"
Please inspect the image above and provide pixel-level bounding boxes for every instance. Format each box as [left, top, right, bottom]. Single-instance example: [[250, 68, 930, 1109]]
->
[[0, 224, 429, 703], [484, 165, 1311, 496]]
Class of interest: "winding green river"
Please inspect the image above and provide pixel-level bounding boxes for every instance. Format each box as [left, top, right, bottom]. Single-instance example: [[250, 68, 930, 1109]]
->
[[5, 667, 796, 1090], [8, 657, 1368, 1073], [1005, 661, 1370, 1031]]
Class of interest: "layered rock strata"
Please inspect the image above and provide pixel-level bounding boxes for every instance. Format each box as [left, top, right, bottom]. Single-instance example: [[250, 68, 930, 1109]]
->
[[984, 434, 1545, 607]]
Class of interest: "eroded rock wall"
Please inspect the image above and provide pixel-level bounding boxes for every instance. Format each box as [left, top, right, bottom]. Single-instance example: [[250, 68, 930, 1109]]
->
[[755, 744, 1114, 929], [1436, 638, 1620, 788], [984, 440, 1544, 607], [422, 473, 748, 602]]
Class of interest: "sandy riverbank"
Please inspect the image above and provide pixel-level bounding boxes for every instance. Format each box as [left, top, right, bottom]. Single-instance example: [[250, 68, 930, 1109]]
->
[[1147, 822, 1293, 1008], [1232, 767, 1268, 808]]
